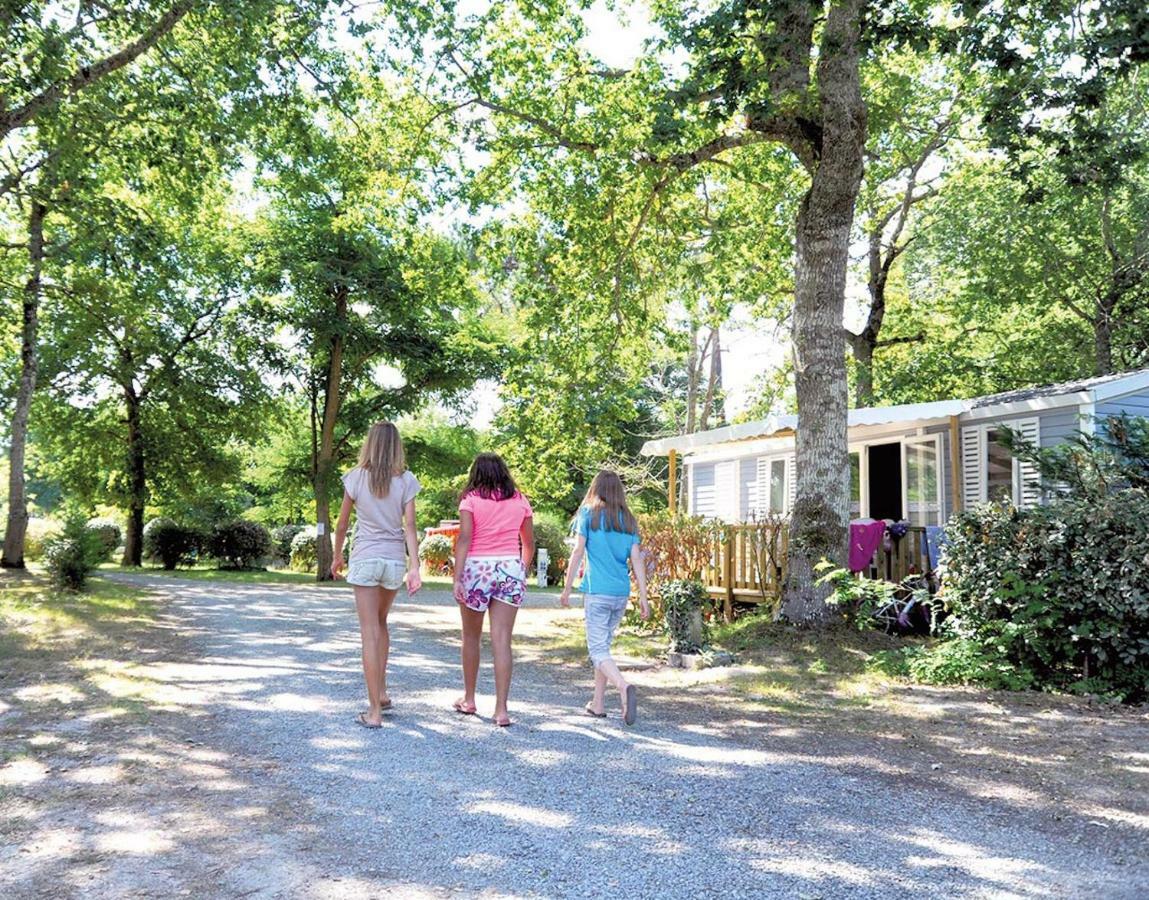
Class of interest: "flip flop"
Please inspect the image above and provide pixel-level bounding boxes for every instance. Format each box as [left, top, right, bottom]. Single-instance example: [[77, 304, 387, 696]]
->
[[356, 712, 383, 730], [623, 685, 637, 726], [493, 714, 512, 728], [379, 699, 393, 712], [584, 704, 607, 719], [452, 699, 477, 716]]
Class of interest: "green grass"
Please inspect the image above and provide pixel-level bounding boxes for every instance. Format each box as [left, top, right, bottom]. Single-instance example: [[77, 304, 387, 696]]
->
[[1, 569, 156, 638], [97, 563, 566, 593], [98, 562, 345, 586], [708, 609, 927, 715], [0, 571, 177, 726]]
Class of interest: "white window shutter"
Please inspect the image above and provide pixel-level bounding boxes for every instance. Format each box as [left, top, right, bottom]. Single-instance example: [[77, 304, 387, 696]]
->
[[691, 463, 716, 517], [1016, 417, 1042, 508], [786, 454, 797, 512], [738, 457, 758, 521], [714, 460, 738, 523], [756, 456, 769, 517], [961, 426, 983, 510]]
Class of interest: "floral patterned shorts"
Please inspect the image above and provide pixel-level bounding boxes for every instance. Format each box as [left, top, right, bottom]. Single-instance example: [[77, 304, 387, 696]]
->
[[460, 556, 527, 612]]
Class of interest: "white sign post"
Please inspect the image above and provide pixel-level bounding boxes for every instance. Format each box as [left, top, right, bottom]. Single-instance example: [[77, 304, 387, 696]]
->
[[536, 548, 549, 588]]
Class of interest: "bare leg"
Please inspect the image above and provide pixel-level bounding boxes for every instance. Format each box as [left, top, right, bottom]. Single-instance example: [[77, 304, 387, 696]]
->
[[595, 658, 630, 715], [488, 601, 519, 724], [375, 588, 398, 705], [355, 586, 385, 725], [458, 605, 485, 710], [588, 666, 609, 714]]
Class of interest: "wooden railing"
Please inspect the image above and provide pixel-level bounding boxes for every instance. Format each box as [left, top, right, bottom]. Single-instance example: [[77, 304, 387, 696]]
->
[[702, 524, 935, 616]]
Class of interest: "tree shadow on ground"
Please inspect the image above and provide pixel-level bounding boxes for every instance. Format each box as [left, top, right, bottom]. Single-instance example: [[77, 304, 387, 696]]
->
[[2, 574, 1146, 898]]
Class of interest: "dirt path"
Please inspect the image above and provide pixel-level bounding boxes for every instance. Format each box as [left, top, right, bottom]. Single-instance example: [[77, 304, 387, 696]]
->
[[2, 575, 1147, 898]]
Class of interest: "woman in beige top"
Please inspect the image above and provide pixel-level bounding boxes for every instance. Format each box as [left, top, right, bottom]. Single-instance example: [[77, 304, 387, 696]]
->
[[332, 422, 422, 728]]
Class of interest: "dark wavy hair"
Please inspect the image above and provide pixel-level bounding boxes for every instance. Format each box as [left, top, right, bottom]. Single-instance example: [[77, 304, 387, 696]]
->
[[460, 452, 518, 501]]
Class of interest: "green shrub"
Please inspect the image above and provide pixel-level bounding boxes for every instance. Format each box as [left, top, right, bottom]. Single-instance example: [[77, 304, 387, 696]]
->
[[531, 512, 572, 581], [419, 533, 454, 574], [817, 562, 933, 633], [43, 516, 106, 590], [940, 494, 1149, 702], [207, 520, 272, 569], [290, 530, 317, 572], [143, 517, 203, 570], [23, 518, 60, 561], [86, 517, 122, 559], [271, 524, 305, 566], [880, 635, 1037, 692], [662, 578, 710, 653]]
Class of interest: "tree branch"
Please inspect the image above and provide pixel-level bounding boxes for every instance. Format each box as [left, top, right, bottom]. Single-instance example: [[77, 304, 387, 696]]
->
[[0, 0, 197, 142]]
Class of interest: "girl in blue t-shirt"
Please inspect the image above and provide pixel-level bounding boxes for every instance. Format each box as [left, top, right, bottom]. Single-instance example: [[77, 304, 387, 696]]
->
[[560, 469, 650, 725]]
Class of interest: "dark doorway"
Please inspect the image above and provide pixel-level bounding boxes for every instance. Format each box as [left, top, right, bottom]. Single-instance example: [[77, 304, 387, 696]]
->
[[867, 442, 903, 520]]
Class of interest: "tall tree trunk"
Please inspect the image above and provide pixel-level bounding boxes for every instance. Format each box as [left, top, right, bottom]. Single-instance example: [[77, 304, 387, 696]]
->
[[699, 326, 722, 431], [2, 201, 46, 569], [849, 329, 876, 408], [1094, 310, 1114, 376], [712, 327, 727, 426], [314, 285, 348, 581], [684, 325, 701, 435], [782, 0, 866, 623], [121, 391, 146, 567]]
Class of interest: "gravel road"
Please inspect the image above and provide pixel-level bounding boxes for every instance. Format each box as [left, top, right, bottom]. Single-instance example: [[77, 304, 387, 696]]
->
[[74, 575, 1147, 899]]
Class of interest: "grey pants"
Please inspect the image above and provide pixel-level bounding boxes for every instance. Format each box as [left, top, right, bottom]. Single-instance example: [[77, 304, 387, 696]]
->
[[584, 594, 629, 666]]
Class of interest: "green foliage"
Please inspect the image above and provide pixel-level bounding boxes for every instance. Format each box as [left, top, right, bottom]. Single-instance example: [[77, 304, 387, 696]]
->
[[207, 521, 272, 570], [661, 579, 710, 654], [875, 638, 1037, 692], [85, 518, 122, 559], [402, 415, 484, 530], [43, 515, 106, 591], [939, 496, 1149, 701], [290, 531, 318, 573], [142, 518, 203, 571], [817, 563, 899, 629], [22, 519, 60, 562], [270, 525, 306, 567], [419, 533, 454, 574], [531, 512, 572, 582], [1002, 414, 1149, 500], [816, 562, 933, 632]]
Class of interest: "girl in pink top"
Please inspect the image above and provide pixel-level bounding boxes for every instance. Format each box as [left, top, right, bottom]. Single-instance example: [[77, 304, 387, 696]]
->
[[452, 453, 535, 727]]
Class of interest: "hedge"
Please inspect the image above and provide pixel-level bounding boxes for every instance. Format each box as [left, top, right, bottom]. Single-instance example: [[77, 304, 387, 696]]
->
[[938, 494, 1149, 701]]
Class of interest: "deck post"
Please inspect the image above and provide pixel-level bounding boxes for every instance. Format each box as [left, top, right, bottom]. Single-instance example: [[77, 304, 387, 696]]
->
[[949, 415, 962, 512], [668, 449, 678, 513], [722, 530, 734, 622]]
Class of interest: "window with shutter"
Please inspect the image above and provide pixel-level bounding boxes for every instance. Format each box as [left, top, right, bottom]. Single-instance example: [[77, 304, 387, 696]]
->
[[1016, 417, 1042, 508], [961, 426, 983, 509], [786, 454, 797, 511]]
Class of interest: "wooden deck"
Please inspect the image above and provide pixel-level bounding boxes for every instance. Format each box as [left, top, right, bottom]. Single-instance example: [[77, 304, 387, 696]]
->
[[702, 524, 935, 618]]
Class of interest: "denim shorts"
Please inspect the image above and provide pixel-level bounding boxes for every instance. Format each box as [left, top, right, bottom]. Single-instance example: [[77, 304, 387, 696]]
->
[[584, 593, 629, 666], [346, 557, 406, 589]]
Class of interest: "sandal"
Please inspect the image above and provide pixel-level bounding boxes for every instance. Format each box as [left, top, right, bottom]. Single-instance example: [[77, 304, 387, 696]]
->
[[452, 699, 477, 716], [493, 714, 512, 728], [356, 712, 382, 730], [622, 685, 637, 727], [584, 704, 607, 719]]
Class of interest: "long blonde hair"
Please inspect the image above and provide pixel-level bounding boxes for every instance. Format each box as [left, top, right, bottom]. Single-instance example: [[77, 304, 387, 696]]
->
[[578, 469, 638, 534], [357, 422, 406, 498]]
